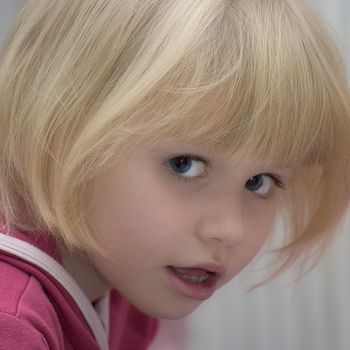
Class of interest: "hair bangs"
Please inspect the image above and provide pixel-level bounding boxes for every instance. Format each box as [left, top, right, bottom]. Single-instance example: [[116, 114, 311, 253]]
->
[[127, 0, 349, 169]]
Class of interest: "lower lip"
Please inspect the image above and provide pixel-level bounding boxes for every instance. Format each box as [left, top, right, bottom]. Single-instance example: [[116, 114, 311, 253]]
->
[[165, 266, 219, 300]]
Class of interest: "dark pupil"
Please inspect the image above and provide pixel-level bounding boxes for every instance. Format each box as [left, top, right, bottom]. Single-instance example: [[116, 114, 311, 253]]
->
[[245, 175, 263, 191], [170, 156, 192, 173]]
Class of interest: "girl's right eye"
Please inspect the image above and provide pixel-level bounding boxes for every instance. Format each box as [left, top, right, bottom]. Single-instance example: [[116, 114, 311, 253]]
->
[[167, 155, 206, 179]]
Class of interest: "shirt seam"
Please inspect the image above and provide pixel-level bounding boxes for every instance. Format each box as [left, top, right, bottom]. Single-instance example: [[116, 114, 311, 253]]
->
[[14, 272, 31, 317]]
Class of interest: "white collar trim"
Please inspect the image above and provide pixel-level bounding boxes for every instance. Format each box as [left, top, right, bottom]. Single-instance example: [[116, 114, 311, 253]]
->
[[0, 232, 109, 350]]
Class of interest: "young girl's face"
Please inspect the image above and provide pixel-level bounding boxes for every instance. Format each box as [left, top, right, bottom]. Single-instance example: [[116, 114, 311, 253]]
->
[[86, 139, 292, 319]]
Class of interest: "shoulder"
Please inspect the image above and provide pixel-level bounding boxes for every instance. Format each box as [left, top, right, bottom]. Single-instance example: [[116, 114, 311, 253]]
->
[[0, 312, 49, 349], [0, 259, 35, 314], [0, 260, 64, 349], [0, 259, 54, 317]]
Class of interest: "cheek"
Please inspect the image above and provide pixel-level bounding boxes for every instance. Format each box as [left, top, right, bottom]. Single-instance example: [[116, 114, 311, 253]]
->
[[236, 203, 278, 268], [224, 213, 275, 284], [254, 205, 276, 233], [249, 204, 277, 247], [247, 196, 278, 232], [87, 180, 191, 264]]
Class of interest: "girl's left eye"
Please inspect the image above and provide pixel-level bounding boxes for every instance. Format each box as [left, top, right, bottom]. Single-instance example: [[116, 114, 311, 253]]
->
[[245, 173, 285, 196], [168, 155, 206, 178]]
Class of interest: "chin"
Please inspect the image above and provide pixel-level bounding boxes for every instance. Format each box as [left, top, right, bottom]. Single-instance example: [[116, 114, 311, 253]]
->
[[136, 299, 203, 320]]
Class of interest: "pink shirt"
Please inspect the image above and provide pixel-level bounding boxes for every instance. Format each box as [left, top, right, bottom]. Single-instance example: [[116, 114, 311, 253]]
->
[[0, 230, 158, 349]]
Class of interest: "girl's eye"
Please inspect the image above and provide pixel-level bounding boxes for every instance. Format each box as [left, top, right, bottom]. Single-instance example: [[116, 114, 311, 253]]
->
[[245, 173, 285, 196], [168, 155, 206, 178]]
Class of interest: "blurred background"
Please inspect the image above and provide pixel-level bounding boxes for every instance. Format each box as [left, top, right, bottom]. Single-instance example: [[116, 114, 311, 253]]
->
[[1, 1, 349, 349]]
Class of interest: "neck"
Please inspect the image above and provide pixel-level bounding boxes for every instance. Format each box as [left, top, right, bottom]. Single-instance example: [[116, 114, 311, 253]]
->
[[60, 245, 111, 303]]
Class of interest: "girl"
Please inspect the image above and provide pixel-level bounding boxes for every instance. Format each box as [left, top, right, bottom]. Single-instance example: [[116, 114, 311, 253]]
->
[[0, 0, 349, 349]]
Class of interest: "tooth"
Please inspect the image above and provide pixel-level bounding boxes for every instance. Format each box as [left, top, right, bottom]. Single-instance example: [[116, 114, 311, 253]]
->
[[199, 275, 209, 283], [180, 273, 209, 283]]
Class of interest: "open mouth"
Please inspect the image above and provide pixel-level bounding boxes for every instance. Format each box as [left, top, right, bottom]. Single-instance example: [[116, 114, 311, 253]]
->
[[166, 266, 221, 300], [169, 267, 215, 284]]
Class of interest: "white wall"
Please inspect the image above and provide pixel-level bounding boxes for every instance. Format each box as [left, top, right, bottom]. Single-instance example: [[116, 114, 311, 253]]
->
[[314, 0, 350, 78], [0, 0, 23, 44]]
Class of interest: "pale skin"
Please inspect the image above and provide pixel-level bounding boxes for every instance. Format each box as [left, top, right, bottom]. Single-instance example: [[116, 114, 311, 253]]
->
[[62, 139, 293, 319]]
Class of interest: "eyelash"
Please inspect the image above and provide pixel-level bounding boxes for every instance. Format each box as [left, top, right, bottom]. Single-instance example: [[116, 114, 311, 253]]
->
[[252, 173, 286, 200], [262, 173, 286, 190]]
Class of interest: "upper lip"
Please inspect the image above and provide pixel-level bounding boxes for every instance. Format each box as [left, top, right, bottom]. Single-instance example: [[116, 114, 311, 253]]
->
[[171, 262, 227, 277]]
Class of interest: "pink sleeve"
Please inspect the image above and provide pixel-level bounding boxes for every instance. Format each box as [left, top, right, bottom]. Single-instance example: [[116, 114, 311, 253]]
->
[[0, 313, 49, 350]]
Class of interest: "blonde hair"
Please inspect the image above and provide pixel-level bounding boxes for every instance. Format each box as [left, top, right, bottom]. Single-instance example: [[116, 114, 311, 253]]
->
[[0, 0, 349, 273]]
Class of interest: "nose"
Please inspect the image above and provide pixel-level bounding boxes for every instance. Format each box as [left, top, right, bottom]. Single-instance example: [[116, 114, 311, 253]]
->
[[196, 196, 246, 247]]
